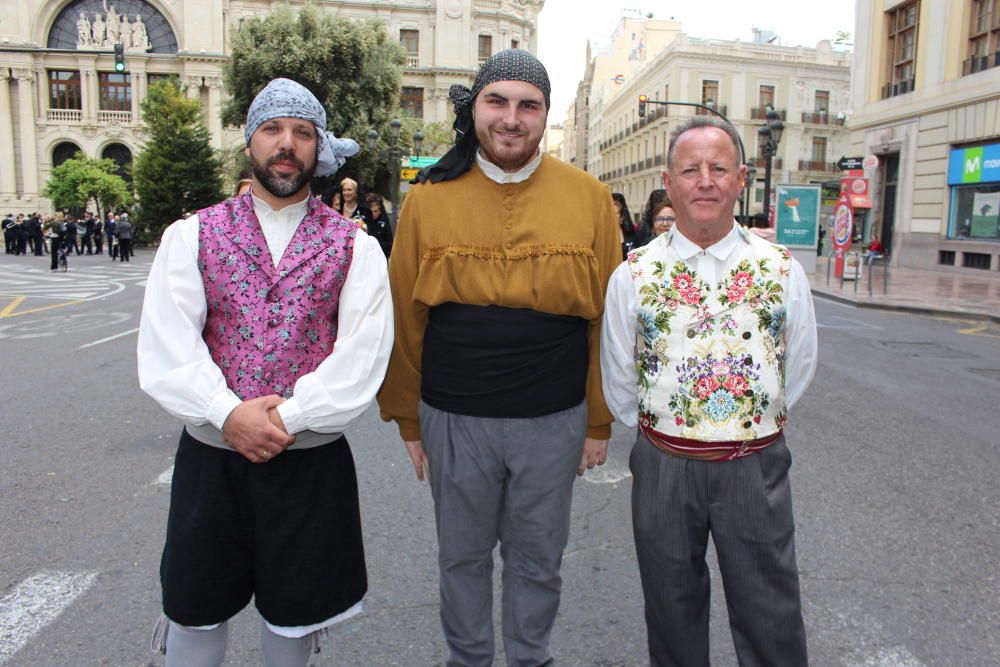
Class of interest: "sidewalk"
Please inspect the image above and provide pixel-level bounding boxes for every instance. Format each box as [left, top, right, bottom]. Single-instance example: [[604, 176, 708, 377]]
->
[[808, 255, 1000, 322]]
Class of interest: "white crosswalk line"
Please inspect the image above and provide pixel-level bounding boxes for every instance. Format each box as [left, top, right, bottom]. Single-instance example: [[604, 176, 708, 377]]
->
[[0, 571, 99, 664], [154, 465, 174, 487]]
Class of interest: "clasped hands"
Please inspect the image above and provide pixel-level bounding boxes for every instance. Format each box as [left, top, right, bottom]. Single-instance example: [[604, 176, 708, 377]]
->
[[222, 395, 295, 463]]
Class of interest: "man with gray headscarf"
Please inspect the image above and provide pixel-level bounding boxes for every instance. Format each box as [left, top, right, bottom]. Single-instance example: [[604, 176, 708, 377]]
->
[[378, 50, 620, 666], [138, 78, 393, 666]]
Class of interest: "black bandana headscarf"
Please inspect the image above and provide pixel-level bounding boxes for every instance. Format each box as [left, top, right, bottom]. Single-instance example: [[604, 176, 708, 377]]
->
[[417, 49, 551, 184]]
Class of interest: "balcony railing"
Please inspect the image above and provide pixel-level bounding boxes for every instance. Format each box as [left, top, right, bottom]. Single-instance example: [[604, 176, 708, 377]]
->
[[405, 55, 419, 68], [963, 51, 1000, 75], [798, 159, 837, 172], [801, 111, 844, 125], [97, 110, 132, 124], [881, 78, 915, 99], [695, 104, 727, 117], [751, 107, 785, 121], [47, 108, 82, 122], [750, 157, 783, 170]]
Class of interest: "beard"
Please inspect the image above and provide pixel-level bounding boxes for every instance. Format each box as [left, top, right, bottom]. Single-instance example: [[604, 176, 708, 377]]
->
[[250, 149, 316, 198]]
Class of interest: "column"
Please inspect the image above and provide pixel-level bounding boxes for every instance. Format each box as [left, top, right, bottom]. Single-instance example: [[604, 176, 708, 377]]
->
[[0, 69, 18, 195], [82, 68, 98, 122], [36, 68, 49, 119], [14, 68, 39, 196], [205, 76, 224, 149], [131, 69, 145, 122]]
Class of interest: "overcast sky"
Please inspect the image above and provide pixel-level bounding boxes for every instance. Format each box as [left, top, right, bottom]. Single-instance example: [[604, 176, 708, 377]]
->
[[537, 0, 857, 117]]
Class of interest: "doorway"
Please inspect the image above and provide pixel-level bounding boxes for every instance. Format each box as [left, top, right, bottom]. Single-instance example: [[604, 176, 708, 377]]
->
[[878, 154, 899, 256]]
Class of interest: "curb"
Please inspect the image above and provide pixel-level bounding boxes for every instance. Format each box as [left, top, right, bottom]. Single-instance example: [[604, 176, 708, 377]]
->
[[810, 288, 1000, 324]]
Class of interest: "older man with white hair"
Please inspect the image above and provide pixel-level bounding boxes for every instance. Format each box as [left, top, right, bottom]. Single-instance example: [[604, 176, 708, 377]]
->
[[138, 78, 393, 666]]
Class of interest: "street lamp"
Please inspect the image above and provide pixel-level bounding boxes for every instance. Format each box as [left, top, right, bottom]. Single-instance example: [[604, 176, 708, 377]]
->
[[743, 163, 757, 221], [757, 106, 784, 221], [367, 118, 424, 228]]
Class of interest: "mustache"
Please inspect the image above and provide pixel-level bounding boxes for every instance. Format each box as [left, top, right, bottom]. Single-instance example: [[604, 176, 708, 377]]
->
[[266, 150, 304, 170]]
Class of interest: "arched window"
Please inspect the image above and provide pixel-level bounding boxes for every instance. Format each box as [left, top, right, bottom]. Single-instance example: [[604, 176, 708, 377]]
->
[[52, 142, 83, 168], [48, 0, 178, 54], [102, 143, 133, 184]]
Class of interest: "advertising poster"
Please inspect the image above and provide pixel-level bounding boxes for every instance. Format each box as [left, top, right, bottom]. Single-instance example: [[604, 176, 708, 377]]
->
[[775, 184, 820, 248], [971, 191, 1000, 238]]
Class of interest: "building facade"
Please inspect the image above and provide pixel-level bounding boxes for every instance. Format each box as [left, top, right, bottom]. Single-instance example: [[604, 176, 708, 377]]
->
[[588, 32, 851, 221], [0, 0, 543, 216], [849, 0, 1000, 272]]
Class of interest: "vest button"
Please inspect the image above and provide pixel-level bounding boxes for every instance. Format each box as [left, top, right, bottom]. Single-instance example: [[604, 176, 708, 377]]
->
[[686, 329, 696, 339], [744, 389, 754, 397], [742, 331, 752, 340], [685, 419, 695, 428], [743, 421, 753, 429]]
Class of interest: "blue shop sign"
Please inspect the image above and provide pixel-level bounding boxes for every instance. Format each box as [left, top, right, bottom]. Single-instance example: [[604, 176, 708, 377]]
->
[[948, 143, 1000, 185]]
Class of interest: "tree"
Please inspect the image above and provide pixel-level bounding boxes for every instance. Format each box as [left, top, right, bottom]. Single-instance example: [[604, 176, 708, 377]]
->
[[43, 153, 130, 219], [222, 4, 405, 188], [134, 78, 225, 239]]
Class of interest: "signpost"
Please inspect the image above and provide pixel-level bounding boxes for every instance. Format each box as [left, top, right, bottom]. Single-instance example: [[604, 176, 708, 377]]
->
[[837, 155, 865, 171], [832, 188, 854, 278]]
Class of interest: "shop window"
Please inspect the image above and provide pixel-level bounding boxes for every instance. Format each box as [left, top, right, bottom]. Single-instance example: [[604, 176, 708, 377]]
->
[[949, 182, 1000, 240], [883, 1, 919, 98], [964, 0, 1000, 74]]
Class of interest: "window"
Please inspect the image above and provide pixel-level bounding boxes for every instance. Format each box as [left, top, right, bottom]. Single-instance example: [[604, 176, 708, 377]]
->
[[400, 87, 423, 119], [758, 85, 775, 110], [49, 70, 82, 110], [965, 0, 1000, 74], [815, 90, 830, 113], [811, 137, 828, 164], [701, 80, 719, 106], [99, 72, 131, 111], [884, 1, 919, 98], [478, 35, 492, 64], [950, 183, 1000, 240], [400, 29, 419, 56]]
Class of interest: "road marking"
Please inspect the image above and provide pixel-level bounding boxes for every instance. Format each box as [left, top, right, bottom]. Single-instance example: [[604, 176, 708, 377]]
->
[[0, 571, 99, 664], [847, 646, 925, 667], [78, 327, 140, 349], [0, 297, 25, 317], [154, 465, 173, 487], [0, 299, 83, 319], [931, 316, 1000, 339]]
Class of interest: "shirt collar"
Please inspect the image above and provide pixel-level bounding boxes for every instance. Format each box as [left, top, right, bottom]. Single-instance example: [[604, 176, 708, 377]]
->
[[250, 187, 310, 223], [669, 220, 745, 261], [476, 149, 542, 184]]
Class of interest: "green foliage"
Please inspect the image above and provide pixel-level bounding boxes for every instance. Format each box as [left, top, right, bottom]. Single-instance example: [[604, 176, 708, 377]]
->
[[133, 79, 225, 239], [43, 153, 130, 218], [223, 4, 406, 187]]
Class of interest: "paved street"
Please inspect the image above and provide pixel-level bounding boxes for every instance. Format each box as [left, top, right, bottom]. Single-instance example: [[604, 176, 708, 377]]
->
[[1, 249, 998, 666]]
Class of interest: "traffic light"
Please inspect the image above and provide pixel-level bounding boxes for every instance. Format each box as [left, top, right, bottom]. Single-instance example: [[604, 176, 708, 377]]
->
[[638, 94, 647, 117], [114, 43, 125, 73]]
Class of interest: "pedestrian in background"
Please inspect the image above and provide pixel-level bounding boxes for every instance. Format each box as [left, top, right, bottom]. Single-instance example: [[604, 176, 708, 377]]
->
[[365, 193, 393, 258], [105, 213, 118, 260], [613, 191, 642, 260], [115, 214, 133, 262], [643, 188, 676, 240], [601, 115, 817, 667], [337, 177, 372, 231], [63, 215, 78, 256], [45, 217, 66, 271], [94, 217, 104, 255]]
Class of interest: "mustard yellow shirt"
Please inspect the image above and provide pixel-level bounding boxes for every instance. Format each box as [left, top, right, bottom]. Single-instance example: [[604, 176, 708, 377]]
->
[[377, 154, 621, 440]]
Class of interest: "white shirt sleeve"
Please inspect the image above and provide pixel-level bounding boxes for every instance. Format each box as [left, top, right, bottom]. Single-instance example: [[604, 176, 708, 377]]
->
[[601, 262, 640, 428], [137, 215, 243, 430], [783, 258, 818, 411], [275, 233, 394, 435]]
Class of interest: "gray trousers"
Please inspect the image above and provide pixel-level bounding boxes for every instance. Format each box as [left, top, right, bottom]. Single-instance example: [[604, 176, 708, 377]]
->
[[630, 432, 808, 667], [419, 401, 588, 667]]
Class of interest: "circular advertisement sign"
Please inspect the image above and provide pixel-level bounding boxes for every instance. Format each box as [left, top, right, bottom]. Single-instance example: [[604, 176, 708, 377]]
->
[[833, 202, 853, 247], [862, 154, 880, 171], [851, 178, 867, 194]]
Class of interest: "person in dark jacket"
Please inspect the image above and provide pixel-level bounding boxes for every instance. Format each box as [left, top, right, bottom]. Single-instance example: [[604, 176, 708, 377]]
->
[[365, 193, 394, 258], [613, 192, 643, 260], [105, 213, 118, 260], [115, 215, 133, 262]]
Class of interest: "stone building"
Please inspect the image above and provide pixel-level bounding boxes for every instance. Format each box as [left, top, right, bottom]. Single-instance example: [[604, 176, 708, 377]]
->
[[848, 0, 1000, 273], [0, 0, 543, 215]]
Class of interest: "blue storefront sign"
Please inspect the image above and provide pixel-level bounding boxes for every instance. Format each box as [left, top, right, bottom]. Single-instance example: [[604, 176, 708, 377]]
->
[[948, 142, 1000, 185]]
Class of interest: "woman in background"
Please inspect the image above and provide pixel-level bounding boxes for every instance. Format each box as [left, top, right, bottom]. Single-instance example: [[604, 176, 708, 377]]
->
[[643, 189, 676, 240], [365, 193, 394, 258]]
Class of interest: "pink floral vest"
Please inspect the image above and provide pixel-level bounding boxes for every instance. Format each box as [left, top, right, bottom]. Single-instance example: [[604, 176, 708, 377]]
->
[[197, 193, 356, 400]]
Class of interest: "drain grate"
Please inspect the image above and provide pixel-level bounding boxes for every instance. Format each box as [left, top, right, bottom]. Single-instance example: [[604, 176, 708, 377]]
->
[[880, 341, 977, 359]]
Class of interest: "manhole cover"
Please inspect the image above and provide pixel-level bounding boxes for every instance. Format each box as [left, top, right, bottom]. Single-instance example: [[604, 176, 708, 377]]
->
[[880, 341, 976, 359]]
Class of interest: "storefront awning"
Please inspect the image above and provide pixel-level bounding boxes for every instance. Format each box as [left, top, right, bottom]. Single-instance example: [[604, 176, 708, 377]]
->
[[849, 194, 872, 208]]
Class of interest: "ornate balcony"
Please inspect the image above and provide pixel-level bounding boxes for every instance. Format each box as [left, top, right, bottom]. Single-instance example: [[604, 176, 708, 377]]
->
[[47, 109, 82, 122]]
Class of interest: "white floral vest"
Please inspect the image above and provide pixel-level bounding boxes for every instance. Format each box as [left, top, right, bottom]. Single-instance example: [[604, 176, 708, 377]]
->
[[628, 227, 792, 441]]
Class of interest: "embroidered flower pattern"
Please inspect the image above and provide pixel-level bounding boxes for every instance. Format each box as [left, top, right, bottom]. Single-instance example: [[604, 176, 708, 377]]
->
[[667, 352, 770, 428]]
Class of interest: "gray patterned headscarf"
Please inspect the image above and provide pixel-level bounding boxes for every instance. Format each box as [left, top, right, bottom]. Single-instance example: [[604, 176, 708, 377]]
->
[[417, 49, 551, 184], [245, 78, 359, 177]]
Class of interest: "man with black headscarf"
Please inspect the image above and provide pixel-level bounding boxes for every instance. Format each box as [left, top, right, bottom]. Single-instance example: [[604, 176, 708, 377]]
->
[[378, 49, 621, 666]]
